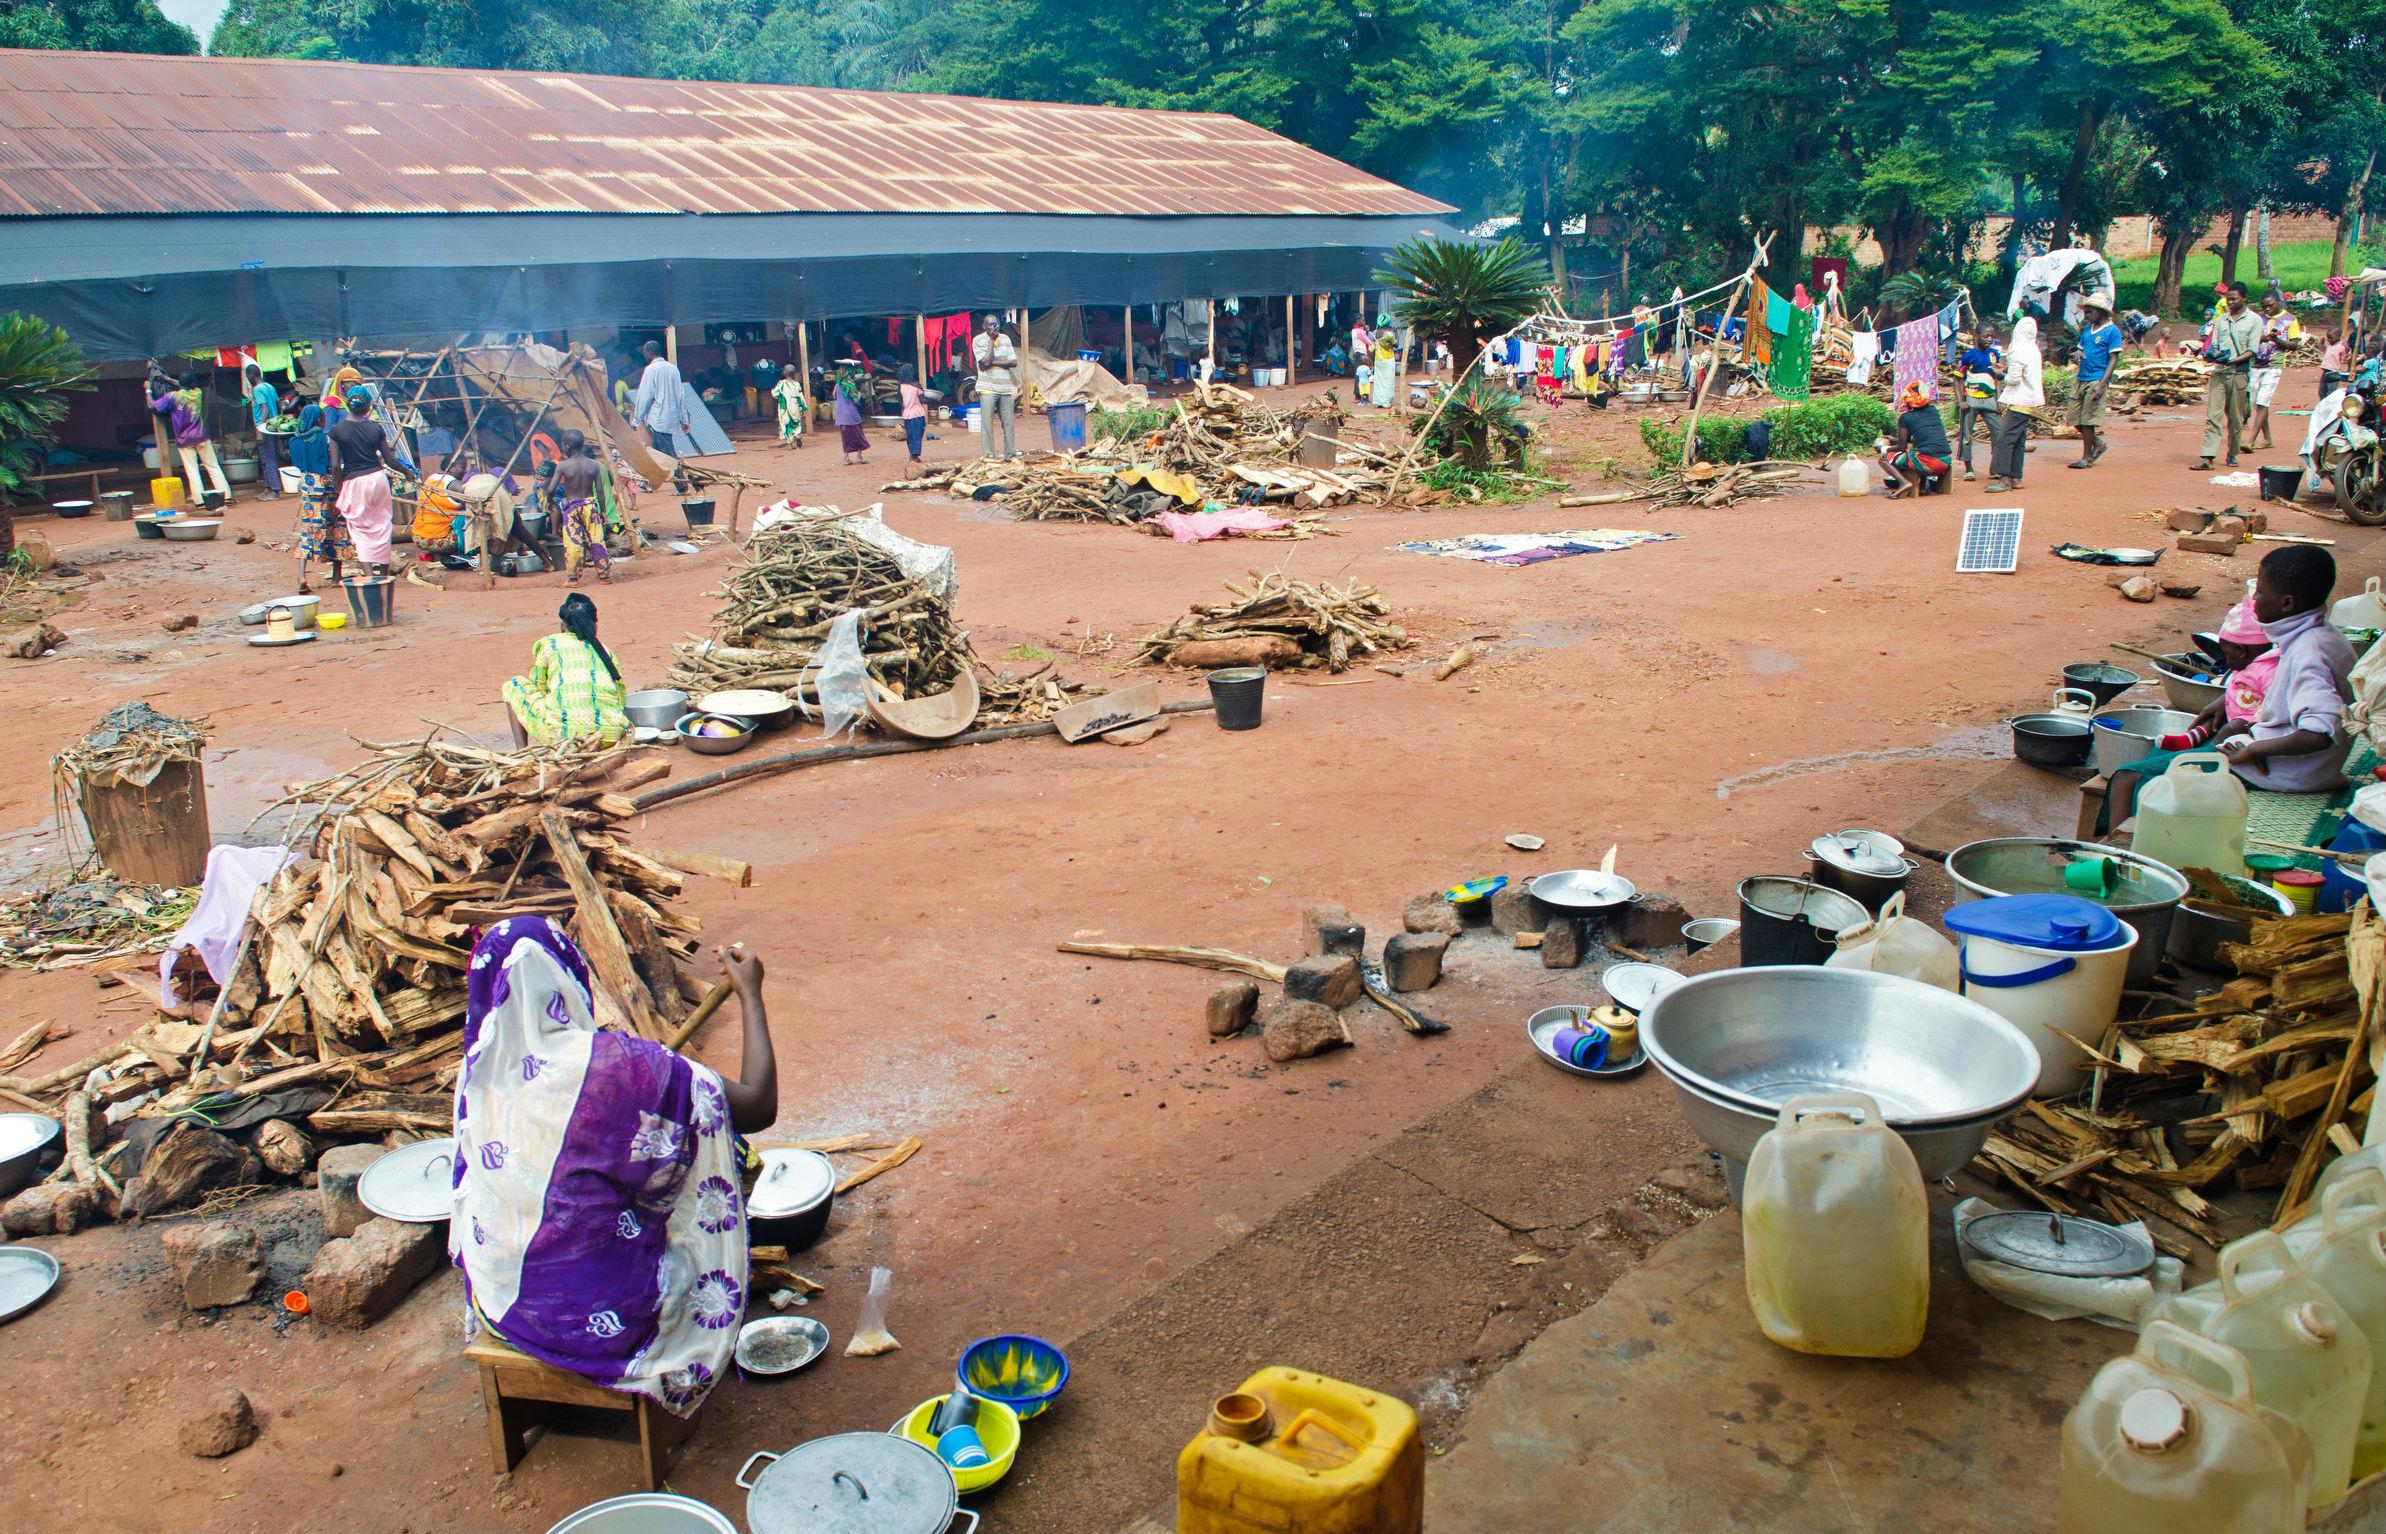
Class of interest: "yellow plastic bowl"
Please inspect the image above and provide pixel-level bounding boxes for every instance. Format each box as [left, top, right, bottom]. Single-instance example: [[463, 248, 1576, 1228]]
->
[[893, 1394, 1021, 1493], [317, 612, 348, 631]]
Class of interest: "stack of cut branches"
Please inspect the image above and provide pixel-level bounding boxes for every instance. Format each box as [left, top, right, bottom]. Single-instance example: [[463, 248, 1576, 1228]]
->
[[1972, 898, 2383, 1254], [1136, 571, 1414, 672], [2109, 358, 2212, 406], [0, 739, 751, 1221], [667, 518, 1076, 724], [1649, 459, 1807, 508]]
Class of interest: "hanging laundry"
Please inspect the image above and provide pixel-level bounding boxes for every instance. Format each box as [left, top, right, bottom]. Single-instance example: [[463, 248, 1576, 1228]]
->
[[1791, 283, 1814, 311], [1768, 305, 1815, 401], [1937, 299, 1965, 366], [1623, 325, 1646, 370], [1746, 279, 1774, 367], [1817, 323, 1854, 371], [1892, 317, 1939, 402], [1846, 331, 1879, 388], [1573, 345, 1596, 393]]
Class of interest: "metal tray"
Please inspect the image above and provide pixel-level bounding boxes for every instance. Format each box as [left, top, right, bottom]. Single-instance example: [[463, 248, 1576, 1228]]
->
[[736, 1316, 831, 1376], [1529, 869, 1637, 910], [1526, 1006, 1649, 1079], [0, 1247, 60, 1324]]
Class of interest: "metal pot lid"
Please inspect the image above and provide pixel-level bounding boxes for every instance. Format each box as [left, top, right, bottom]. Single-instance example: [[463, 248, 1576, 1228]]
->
[[750, 1148, 837, 1219], [1601, 962, 1684, 1013], [1961, 1210, 2154, 1277], [0, 1112, 59, 1160], [746, 1432, 958, 1534], [357, 1136, 458, 1223], [1810, 834, 1903, 876], [0, 1246, 61, 1324]]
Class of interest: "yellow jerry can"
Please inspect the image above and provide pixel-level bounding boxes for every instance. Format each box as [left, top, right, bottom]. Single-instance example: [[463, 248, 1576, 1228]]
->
[[1176, 1367, 1422, 1534]]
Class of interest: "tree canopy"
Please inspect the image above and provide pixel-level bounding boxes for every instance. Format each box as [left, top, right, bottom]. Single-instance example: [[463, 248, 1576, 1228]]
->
[[18, 0, 2386, 303]]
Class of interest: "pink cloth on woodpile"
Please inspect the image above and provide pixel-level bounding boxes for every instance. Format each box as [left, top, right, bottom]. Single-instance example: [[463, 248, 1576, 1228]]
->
[[159, 843, 299, 1007], [1153, 508, 1288, 542]]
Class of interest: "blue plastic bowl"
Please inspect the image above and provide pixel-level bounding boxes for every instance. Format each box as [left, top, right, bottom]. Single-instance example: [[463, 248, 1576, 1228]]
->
[[957, 1334, 1070, 1421]]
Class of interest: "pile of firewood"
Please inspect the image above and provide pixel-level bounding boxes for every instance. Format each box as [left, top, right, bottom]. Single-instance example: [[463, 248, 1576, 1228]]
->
[[1135, 571, 1413, 672], [1650, 459, 1807, 508], [0, 739, 750, 1222], [667, 517, 1075, 725], [1973, 898, 2380, 1256], [2109, 357, 2212, 405]]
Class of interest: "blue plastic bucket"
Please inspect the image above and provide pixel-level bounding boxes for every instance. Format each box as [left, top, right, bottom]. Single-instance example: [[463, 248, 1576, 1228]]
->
[[1074, 348, 1103, 363], [1048, 399, 1089, 453]]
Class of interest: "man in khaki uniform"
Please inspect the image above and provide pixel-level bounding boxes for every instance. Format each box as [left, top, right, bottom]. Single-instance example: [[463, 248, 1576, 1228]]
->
[[2195, 281, 2263, 470]]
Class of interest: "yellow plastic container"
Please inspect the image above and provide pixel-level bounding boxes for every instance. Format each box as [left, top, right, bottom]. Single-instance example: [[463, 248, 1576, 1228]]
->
[[150, 474, 184, 510], [1176, 1367, 1421, 1534]]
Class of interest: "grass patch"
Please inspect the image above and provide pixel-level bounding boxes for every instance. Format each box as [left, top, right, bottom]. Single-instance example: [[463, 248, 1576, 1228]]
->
[[1002, 644, 1052, 662], [1089, 405, 1171, 441], [1419, 456, 1550, 503], [1639, 393, 1896, 469], [2108, 238, 2374, 319]]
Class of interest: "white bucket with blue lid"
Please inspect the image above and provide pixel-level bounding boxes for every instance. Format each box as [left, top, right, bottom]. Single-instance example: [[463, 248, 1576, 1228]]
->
[[1943, 894, 2137, 1097]]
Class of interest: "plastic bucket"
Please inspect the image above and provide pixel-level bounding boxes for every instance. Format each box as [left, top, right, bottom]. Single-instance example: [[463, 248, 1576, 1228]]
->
[[1207, 667, 1266, 730], [1956, 918, 2136, 1095], [680, 498, 716, 527], [342, 574, 397, 629], [2259, 464, 2304, 501], [1736, 877, 1868, 967], [1075, 348, 1103, 363], [962, 405, 981, 433], [1048, 400, 1089, 453]]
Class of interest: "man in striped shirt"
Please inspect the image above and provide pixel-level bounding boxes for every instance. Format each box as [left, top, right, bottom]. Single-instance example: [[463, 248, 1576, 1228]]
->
[[2195, 282, 2263, 470]]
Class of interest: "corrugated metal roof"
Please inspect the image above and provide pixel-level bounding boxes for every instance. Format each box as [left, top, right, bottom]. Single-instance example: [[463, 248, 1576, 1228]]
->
[[0, 50, 1452, 220]]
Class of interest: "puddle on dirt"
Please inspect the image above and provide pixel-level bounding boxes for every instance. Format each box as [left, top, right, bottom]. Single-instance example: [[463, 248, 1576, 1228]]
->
[[1714, 724, 2008, 800], [1741, 645, 1797, 676], [1508, 616, 1604, 651]]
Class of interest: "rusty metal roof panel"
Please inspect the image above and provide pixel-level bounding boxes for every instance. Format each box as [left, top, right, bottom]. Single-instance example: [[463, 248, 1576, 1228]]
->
[[0, 49, 1450, 221]]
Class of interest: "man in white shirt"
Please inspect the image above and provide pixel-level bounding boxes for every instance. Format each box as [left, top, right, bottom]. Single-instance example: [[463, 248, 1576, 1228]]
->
[[631, 340, 692, 454]]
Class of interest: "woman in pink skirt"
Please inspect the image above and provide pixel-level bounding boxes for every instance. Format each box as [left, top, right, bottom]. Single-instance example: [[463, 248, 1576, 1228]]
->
[[326, 385, 407, 572]]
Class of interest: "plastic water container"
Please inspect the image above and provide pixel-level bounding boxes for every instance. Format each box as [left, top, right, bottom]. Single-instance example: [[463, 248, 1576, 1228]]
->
[[1944, 895, 2138, 1096], [1047, 399, 1088, 453], [1177, 1367, 1421, 1534], [1741, 1092, 1928, 1358], [2331, 576, 2386, 633], [1824, 890, 1960, 990], [2059, 1320, 2309, 1533], [2131, 752, 2250, 881], [2282, 1168, 2386, 1479], [2151, 1230, 2372, 1507], [1837, 457, 1870, 496]]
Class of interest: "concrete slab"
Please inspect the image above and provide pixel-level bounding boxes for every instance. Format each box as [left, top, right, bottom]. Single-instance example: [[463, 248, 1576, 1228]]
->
[[1899, 756, 2090, 860], [1428, 1205, 2115, 1533]]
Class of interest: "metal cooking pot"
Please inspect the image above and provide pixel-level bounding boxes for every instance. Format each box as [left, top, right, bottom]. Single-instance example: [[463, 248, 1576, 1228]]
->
[[1736, 876, 1867, 967], [748, 1147, 836, 1250], [1806, 834, 1918, 913], [741, 1432, 975, 1534], [2168, 879, 2294, 970], [547, 1494, 738, 1534], [2062, 661, 2139, 707], [2008, 712, 2094, 768], [0, 1113, 62, 1199], [2090, 706, 2197, 777], [1943, 838, 2189, 988]]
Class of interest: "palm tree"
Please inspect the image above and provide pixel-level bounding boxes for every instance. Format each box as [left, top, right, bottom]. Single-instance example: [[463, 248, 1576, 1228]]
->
[[1374, 236, 1553, 369], [0, 314, 93, 560], [1876, 271, 1962, 326]]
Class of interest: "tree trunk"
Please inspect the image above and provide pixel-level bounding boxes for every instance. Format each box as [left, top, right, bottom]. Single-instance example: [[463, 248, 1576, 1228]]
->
[[0, 505, 15, 562], [2256, 205, 2275, 285], [2336, 147, 2377, 280], [2153, 219, 2200, 317], [1877, 203, 1929, 279], [2051, 103, 2099, 249], [2220, 206, 2247, 286], [2006, 176, 2030, 273]]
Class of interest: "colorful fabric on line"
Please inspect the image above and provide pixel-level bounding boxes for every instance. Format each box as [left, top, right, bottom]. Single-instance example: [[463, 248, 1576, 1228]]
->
[[1395, 529, 1680, 566], [502, 633, 627, 746], [1846, 331, 1880, 388], [1765, 290, 1794, 335], [1746, 280, 1773, 367], [1768, 304, 1816, 401], [451, 917, 744, 1416], [1892, 317, 1940, 403]]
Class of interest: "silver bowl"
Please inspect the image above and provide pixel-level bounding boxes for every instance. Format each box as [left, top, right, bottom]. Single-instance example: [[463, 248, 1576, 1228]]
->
[[2152, 655, 2226, 714], [0, 1113, 62, 1198], [2089, 705, 2197, 777], [624, 688, 690, 732], [674, 711, 757, 756], [1641, 967, 2040, 1202], [1944, 837, 2188, 987]]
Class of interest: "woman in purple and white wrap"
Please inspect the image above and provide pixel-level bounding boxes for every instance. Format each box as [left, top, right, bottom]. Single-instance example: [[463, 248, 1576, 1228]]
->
[[450, 917, 778, 1415]]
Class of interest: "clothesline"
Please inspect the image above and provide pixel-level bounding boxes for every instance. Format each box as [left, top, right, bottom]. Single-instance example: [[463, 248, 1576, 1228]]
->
[[1505, 268, 1752, 342]]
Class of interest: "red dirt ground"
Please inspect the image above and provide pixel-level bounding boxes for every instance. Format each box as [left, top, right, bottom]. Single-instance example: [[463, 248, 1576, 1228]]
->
[[0, 368, 2369, 1533]]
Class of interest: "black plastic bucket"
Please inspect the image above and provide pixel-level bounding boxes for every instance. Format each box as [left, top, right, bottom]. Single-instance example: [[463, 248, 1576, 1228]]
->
[[681, 498, 716, 526], [1736, 876, 1867, 967], [2258, 464, 2303, 502], [1207, 667, 1266, 730]]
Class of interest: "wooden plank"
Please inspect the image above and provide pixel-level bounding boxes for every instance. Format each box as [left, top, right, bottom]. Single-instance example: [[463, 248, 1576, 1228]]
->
[[616, 839, 753, 888], [541, 809, 662, 1039]]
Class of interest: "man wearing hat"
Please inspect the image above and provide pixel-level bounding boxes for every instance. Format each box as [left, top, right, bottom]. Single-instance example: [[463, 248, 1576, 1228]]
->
[[2070, 293, 2124, 469]]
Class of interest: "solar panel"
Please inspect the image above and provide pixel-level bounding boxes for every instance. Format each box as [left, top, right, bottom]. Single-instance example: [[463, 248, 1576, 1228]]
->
[[1956, 508, 2025, 573]]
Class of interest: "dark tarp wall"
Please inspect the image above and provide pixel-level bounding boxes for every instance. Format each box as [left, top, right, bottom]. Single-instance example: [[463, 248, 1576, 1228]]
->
[[0, 212, 1462, 361]]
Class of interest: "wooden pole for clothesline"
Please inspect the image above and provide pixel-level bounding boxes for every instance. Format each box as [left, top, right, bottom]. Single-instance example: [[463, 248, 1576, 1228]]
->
[[1205, 299, 1216, 379], [664, 326, 678, 367], [1679, 232, 1773, 468], [795, 320, 810, 426], [1287, 294, 1298, 385], [914, 314, 928, 391]]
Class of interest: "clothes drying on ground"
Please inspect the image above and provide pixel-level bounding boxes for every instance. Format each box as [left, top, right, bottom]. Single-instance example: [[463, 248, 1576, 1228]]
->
[[1395, 529, 1680, 566]]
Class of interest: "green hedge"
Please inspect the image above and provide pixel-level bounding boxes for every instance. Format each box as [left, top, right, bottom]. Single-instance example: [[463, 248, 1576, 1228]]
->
[[1641, 392, 1898, 469]]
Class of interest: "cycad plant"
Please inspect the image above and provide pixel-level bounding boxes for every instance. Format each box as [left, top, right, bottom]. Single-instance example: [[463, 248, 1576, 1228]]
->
[[1876, 270, 1962, 326], [0, 314, 93, 559], [1375, 236, 1553, 368]]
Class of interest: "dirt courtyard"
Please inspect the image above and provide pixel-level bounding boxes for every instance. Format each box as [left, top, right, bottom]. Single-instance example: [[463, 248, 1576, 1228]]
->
[[0, 367, 2372, 1533]]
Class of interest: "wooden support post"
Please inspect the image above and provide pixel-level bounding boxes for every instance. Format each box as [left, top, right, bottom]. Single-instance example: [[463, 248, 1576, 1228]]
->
[[664, 326, 678, 366], [1681, 232, 1774, 468], [914, 313, 928, 388], [1020, 307, 1031, 361], [795, 321, 811, 427], [1287, 295, 1298, 385], [1205, 299, 1216, 379], [1123, 305, 1133, 380]]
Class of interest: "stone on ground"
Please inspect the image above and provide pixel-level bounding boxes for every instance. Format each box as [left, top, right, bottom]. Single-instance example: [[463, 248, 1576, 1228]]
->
[[1384, 932, 1449, 993], [1282, 954, 1361, 1010], [1299, 902, 1364, 958], [178, 1388, 258, 1458], [1261, 1000, 1352, 1063], [1206, 979, 1260, 1039], [316, 1142, 383, 1238], [161, 1221, 266, 1310], [1541, 917, 1585, 970], [1612, 893, 1690, 951], [303, 1216, 444, 1328], [1, 1182, 99, 1236], [1403, 893, 1464, 936], [1489, 882, 1542, 937]]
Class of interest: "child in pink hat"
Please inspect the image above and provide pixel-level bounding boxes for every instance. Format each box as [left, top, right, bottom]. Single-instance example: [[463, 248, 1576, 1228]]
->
[[2162, 595, 2279, 749]]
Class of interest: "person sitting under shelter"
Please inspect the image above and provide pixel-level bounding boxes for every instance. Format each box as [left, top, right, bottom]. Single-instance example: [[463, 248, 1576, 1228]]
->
[[451, 919, 777, 1416], [502, 592, 628, 748], [1879, 382, 1952, 497]]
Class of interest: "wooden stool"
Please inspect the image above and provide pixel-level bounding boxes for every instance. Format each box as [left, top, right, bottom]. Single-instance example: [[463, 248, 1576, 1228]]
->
[[466, 1337, 692, 1490]]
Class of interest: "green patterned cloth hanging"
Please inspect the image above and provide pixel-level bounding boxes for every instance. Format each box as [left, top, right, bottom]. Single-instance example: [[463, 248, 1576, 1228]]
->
[[1768, 304, 1815, 401]]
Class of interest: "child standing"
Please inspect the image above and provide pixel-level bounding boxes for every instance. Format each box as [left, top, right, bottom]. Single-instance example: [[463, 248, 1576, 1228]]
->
[[2163, 598, 2280, 750], [549, 431, 609, 584], [2322, 328, 2352, 401], [2215, 547, 2358, 790], [898, 364, 927, 468]]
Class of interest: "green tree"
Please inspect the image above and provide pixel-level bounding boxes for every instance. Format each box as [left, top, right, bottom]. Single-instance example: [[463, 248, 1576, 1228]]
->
[[1376, 235, 1551, 364], [0, 0, 199, 52], [0, 315, 95, 561]]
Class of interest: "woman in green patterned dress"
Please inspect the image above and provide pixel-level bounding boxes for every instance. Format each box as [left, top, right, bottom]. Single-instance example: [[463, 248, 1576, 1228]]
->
[[502, 592, 629, 748]]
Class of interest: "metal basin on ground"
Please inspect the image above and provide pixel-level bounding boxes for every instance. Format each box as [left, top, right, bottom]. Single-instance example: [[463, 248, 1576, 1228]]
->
[[1944, 837, 2188, 987], [1641, 967, 2040, 1202]]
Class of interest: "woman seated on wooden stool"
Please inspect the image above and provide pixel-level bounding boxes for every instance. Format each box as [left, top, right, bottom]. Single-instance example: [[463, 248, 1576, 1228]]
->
[[501, 593, 630, 749], [451, 918, 778, 1415], [1880, 382, 1953, 498]]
